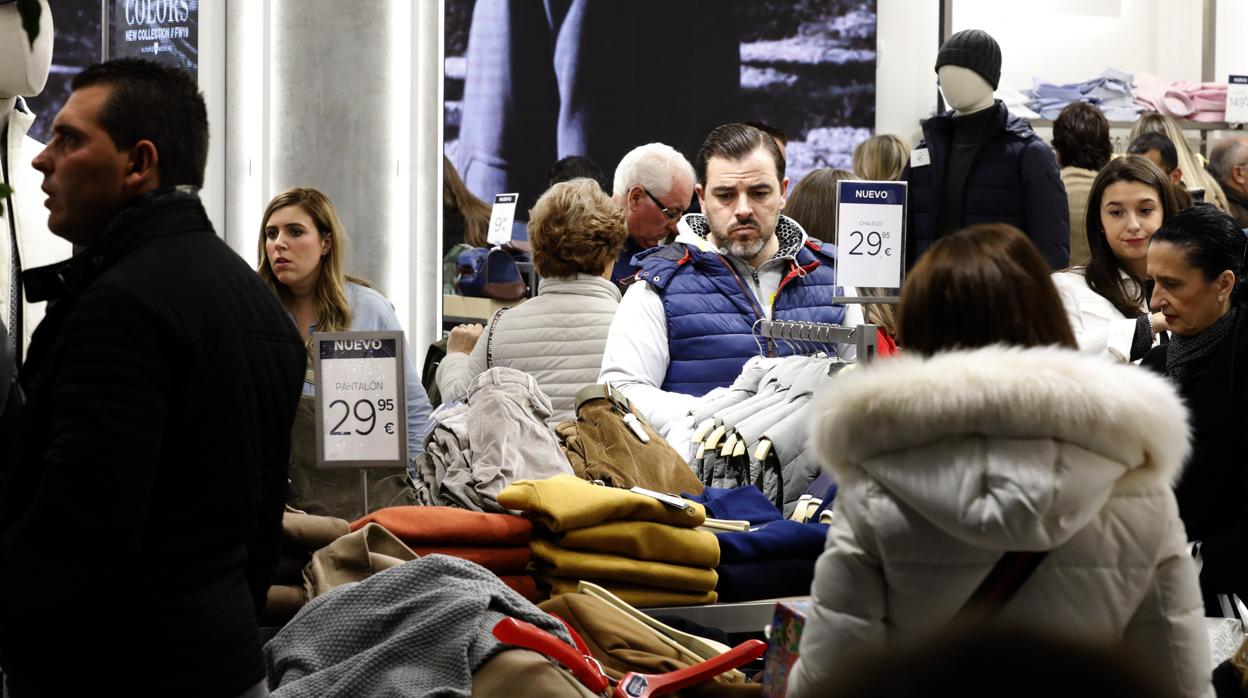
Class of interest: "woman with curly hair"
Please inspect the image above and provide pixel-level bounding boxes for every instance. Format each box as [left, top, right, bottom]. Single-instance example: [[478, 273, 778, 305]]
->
[[437, 178, 627, 421]]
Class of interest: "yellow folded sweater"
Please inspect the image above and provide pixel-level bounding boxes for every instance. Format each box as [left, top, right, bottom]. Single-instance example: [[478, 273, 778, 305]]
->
[[540, 574, 718, 608], [553, 521, 720, 568], [531, 539, 717, 593], [498, 474, 705, 532]]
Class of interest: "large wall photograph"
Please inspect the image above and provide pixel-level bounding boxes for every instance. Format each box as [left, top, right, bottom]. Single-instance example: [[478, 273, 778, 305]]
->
[[444, 0, 877, 216]]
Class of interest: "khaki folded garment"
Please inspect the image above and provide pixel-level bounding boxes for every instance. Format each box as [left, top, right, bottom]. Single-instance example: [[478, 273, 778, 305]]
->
[[351, 506, 532, 546], [282, 509, 350, 553], [304, 522, 417, 598], [532, 539, 716, 593], [552, 520, 720, 568], [498, 474, 705, 532], [539, 574, 717, 608]]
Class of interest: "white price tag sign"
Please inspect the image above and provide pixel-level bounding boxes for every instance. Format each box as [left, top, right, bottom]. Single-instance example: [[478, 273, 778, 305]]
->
[[1227, 76, 1248, 125], [487, 193, 519, 245], [834, 181, 907, 289], [313, 331, 408, 469]]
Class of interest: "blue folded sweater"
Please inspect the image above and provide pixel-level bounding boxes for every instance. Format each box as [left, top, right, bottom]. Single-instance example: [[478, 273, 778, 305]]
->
[[715, 557, 817, 602], [682, 486, 783, 525], [714, 520, 829, 565]]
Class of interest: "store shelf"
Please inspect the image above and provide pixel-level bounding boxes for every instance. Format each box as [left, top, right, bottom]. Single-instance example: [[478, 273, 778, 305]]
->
[[642, 597, 806, 634], [1032, 118, 1242, 130]]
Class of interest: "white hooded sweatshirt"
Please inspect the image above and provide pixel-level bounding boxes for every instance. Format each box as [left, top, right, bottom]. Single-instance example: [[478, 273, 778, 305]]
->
[[786, 345, 1212, 698]]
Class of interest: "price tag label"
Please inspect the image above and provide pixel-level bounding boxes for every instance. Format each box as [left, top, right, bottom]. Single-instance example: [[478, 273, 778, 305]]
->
[[1227, 76, 1248, 125], [313, 330, 408, 469], [834, 180, 907, 289], [487, 193, 519, 245]]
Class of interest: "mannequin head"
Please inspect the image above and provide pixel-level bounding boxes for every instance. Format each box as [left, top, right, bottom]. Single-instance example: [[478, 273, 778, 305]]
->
[[938, 66, 994, 115], [0, 0, 54, 99], [935, 29, 1001, 115]]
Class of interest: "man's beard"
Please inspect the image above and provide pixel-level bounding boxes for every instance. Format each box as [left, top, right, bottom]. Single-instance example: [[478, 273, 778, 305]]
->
[[712, 220, 771, 261]]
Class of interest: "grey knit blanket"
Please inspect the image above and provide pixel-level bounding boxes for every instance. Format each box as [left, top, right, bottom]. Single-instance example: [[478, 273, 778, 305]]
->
[[265, 555, 570, 697]]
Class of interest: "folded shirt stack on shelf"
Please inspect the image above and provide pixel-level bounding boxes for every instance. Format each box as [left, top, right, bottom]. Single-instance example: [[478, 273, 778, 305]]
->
[[498, 474, 721, 607], [351, 505, 538, 600], [264, 508, 351, 626], [687, 486, 830, 602], [1134, 72, 1227, 122], [1023, 68, 1139, 121]]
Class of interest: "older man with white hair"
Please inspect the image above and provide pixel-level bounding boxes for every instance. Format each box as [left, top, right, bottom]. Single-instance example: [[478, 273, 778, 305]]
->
[[1209, 137, 1248, 229], [609, 142, 696, 287]]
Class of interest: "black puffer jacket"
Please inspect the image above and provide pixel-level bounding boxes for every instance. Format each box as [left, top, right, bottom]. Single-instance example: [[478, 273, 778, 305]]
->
[[0, 317, 19, 463], [1143, 309, 1248, 615], [903, 100, 1069, 270], [1, 190, 306, 696]]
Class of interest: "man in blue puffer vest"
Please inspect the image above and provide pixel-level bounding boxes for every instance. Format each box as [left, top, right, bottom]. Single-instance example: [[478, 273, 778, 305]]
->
[[599, 123, 861, 439]]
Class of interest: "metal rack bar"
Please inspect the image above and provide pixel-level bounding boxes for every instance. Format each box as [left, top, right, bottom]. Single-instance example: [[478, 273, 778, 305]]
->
[[756, 320, 879, 364]]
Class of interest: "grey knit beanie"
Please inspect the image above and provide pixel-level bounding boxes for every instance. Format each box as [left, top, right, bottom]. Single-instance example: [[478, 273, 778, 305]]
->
[[935, 29, 1002, 90]]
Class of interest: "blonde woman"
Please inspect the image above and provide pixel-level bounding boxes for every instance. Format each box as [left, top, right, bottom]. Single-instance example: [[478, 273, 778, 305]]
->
[[1131, 111, 1230, 214], [437, 178, 626, 422], [852, 134, 909, 181], [259, 187, 433, 514]]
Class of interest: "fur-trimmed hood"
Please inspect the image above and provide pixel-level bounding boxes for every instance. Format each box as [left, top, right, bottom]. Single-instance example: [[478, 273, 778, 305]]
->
[[809, 345, 1191, 550]]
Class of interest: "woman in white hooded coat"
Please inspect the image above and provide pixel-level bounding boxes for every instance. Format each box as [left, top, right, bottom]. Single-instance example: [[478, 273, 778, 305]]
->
[[786, 224, 1212, 698]]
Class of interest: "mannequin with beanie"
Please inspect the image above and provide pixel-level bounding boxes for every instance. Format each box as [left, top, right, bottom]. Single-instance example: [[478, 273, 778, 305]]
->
[[903, 29, 1069, 270]]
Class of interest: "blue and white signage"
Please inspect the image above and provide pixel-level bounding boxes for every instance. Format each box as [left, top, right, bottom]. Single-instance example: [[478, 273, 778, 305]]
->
[[835, 181, 907, 289], [1228, 76, 1248, 125], [313, 331, 408, 469], [488, 193, 519, 245]]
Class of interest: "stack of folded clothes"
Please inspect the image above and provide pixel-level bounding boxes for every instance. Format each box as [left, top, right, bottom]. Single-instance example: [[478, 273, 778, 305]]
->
[[714, 520, 828, 601], [498, 474, 720, 607], [351, 505, 538, 600], [1134, 72, 1228, 122], [1023, 68, 1139, 121], [684, 485, 828, 602], [265, 508, 350, 626]]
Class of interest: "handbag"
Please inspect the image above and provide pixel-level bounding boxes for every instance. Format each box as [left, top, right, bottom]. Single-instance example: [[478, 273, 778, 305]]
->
[[456, 246, 528, 300], [1192, 541, 1248, 668]]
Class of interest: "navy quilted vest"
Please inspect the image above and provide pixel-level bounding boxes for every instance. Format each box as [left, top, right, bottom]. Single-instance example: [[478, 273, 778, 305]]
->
[[636, 226, 846, 397]]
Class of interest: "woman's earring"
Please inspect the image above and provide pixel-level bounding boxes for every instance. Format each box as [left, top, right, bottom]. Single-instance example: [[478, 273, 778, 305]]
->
[[1219, 295, 1226, 303]]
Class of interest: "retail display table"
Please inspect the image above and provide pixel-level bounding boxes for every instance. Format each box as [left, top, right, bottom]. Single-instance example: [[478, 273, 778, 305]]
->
[[642, 597, 809, 634]]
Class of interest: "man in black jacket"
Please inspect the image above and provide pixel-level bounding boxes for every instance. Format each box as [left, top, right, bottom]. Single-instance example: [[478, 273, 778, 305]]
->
[[0, 59, 305, 697]]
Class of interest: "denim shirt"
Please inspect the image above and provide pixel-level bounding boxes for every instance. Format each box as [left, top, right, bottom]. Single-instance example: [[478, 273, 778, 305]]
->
[[300, 282, 434, 461]]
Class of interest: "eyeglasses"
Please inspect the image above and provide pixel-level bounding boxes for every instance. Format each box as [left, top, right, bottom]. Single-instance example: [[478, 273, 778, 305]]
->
[[643, 188, 683, 221]]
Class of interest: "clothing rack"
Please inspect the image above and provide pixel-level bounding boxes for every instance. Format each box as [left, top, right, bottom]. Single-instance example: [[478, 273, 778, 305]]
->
[[756, 320, 879, 364]]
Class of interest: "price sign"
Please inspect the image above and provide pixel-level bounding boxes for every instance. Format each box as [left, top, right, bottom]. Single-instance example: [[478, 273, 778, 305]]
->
[[1227, 76, 1248, 125], [313, 331, 408, 469], [487, 193, 519, 245], [834, 180, 907, 289]]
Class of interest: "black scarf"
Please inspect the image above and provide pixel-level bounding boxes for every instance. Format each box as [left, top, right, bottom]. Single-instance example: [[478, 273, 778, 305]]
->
[[1166, 306, 1239, 380]]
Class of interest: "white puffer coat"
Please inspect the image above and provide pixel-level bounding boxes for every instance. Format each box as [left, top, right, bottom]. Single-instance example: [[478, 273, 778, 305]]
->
[[786, 345, 1212, 698]]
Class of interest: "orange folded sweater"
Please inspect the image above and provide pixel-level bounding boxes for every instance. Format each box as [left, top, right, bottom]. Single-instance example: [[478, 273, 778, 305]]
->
[[351, 506, 532, 546]]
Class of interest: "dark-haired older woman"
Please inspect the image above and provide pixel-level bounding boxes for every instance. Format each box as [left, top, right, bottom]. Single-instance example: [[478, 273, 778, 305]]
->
[[1143, 205, 1248, 616], [788, 223, 1210, 698], [436, 178, 627, 422]]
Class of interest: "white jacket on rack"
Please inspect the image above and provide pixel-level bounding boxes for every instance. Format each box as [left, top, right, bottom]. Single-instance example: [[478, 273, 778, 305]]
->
[[786, 345, 1212, 698]]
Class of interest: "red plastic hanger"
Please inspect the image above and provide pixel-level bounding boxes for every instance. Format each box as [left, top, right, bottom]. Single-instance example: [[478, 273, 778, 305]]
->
[[491, 616, 767, 698]]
